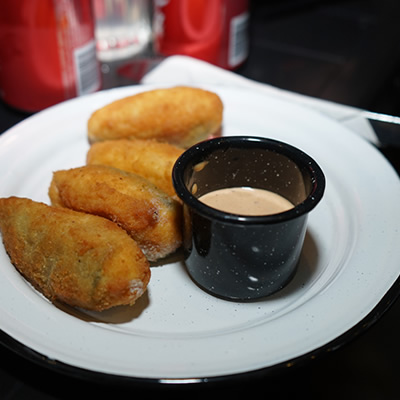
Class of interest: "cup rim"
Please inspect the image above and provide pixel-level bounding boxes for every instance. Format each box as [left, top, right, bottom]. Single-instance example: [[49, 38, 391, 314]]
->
[[172, 136, 326, 225]]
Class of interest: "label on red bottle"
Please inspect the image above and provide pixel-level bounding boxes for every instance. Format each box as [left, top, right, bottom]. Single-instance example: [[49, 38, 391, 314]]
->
[[53, 0, 100, 99], [228, 11, 249, 68], [73, 40, 99, 96]]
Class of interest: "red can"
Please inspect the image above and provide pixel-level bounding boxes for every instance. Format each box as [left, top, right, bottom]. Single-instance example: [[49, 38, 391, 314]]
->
[[153, 0, 249, 70], [0, 0, 101, 112]]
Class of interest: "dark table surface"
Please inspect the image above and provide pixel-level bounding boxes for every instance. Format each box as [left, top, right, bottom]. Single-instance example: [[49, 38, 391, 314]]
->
[[1, 1, 400, 398]]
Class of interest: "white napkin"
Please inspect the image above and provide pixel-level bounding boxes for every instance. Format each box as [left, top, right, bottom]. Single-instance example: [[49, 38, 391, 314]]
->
[[141, 55, 379, 145]]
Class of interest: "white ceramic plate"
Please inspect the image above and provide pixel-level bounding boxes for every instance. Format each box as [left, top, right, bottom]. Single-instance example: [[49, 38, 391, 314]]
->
[[0, 85, 399, 382]]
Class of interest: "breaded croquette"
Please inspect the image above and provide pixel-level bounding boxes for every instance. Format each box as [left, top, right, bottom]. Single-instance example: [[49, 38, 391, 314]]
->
[[49, 165, 182, 262], [86, 139, 183, 199], [87, 86, 223, 148], [0, 197, 150, 311]]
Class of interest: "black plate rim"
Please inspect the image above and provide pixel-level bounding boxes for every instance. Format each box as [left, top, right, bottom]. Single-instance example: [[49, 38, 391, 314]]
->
[[1, 271, 399, 387]]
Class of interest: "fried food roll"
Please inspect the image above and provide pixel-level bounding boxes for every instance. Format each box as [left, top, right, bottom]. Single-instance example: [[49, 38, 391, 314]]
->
[[86, 139, 183, 199], [49, 165, 182, 262], [0, 197, 150, 311], [87, 86, 223, 148]]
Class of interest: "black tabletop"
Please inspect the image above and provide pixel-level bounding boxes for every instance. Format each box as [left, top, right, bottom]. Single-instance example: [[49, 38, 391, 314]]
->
[[1, 1, 400, 398]]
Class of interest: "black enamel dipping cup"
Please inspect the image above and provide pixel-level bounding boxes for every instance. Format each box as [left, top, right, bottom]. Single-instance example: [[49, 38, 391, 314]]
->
[[172, 136, 325, 301]]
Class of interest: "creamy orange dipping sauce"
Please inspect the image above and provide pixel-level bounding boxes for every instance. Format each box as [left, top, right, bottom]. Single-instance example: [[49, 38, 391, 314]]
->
[[198, 187, 294, 216]]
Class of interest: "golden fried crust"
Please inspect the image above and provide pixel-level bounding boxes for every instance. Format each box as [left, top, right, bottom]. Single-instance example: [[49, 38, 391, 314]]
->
[[49, 165, 182, 262], [0, 197, 150, 311], [87, 86, 223, 148], [86, 139, 183, 199]]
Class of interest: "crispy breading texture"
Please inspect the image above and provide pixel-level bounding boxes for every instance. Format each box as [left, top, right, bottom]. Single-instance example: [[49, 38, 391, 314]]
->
[[49, 165, 182, 262], [86, 139, 183, 199], [87, 86, 223, 148], [0, 197, 150, 311]]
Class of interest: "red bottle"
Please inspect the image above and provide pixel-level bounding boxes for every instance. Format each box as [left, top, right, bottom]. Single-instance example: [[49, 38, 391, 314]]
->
[[153, 0, 249, 70], [0, 0, 101, 112]]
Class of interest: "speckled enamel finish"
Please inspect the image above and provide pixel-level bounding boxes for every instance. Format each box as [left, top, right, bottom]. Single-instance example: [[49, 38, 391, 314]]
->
[[173, 136, 325, 300]]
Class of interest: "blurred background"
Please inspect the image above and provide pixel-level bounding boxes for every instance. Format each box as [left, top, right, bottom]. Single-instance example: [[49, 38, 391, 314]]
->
[[239, 0, 400, 172], [2, 0, 400, 119], [241, 0, 400, 117], [96, 0, 400, 118]]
